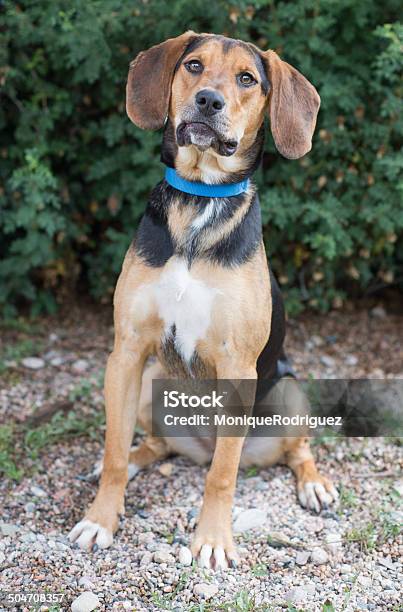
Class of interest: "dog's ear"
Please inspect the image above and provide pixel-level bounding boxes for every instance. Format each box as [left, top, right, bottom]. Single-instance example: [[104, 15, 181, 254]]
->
[[262, 50, 320, 159], [126, 31, 197, 130]]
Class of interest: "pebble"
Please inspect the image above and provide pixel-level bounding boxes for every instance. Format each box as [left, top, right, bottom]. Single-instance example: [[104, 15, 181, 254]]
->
[[30, 485, 47, 498], [24, 502, 36, 513], [341, 564, 353, 574], [194, 583, 218, 599], [71, 591, 100, 612], [140, 551, 153, 566], [320, 355, 336, 368], [285, 586, 308, 604], [233, 508, 267, 533], [311, 548, 329, 565], [0, 523, 19, 537], [153, 550, 175, 564], [158, 462, 173, 477], [378, 558, 396, 571], [0, 552, 5, 564], [295, 551, 310, 566], [21, 357, 45, 370], [72, 359, 89, 373], [178, 546, 192, 566], [345, 354, 358, 366], [371, 305, 386, 318], [325, 532, 342, 553], [79, 576, 96, 589], [358, 575, 372, 587]]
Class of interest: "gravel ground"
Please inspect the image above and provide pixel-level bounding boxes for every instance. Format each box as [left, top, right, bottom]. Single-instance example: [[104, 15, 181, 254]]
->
[[0, 305, 402, 611]]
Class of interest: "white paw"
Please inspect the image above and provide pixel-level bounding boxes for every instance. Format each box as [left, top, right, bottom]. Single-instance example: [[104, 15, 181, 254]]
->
[[191, 538, 239, 570], [68, 519, 113, 551], [298, 480, 339, 513]]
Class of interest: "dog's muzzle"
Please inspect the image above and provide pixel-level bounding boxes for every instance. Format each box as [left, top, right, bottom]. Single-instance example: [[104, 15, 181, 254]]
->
[[176, 121, 238, 157]]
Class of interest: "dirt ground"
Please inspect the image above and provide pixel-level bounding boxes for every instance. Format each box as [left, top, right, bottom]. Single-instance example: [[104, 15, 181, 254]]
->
[[0, 305, 402, 611]]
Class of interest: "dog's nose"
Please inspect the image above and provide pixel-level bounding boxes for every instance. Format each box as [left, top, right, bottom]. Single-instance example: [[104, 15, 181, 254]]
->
[[195, 89, 225, 116]]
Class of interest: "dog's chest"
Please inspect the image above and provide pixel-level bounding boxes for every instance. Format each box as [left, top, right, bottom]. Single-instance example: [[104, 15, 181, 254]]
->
[[151, 257, 219, 364]]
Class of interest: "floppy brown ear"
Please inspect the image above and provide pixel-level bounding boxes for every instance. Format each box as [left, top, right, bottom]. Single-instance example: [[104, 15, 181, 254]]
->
[[126, 31, 197, 130], [263, 50, 320, 159]]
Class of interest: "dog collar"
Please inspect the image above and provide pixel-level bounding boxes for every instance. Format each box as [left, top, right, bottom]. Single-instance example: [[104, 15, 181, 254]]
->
[[165, 167, 249, 198]]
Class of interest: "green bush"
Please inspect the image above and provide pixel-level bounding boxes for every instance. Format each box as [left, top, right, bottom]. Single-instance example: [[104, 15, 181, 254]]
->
[[1, 0, 402, 316]]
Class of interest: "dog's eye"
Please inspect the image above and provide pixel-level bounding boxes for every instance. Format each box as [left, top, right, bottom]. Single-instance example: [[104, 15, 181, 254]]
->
[[185, 60, 203, 74], [237, 72, 256, 87]]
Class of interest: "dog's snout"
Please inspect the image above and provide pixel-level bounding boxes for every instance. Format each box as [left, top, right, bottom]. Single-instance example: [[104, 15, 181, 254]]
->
[[195, 89, 225, 116]]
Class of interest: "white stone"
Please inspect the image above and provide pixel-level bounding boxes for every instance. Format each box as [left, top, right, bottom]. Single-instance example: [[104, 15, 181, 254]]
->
[[194, 583, 218, 599], [320, 355, 335, 368], [233, 508, 267, 533], [178, 546, 192, 566], [285, 587, 308, 604], [371, 306, 386, 318], [153, 550, 175, 564], [345, 354, 358, 366], [140, 551, 153, 566], [78, 576, 96, 589], [72, 359, 89, 373], [295, 551, 311, 565], [30, 485, 46, 498], [311, 548, 329, 565], [0, 523, 19, 537], [71, 592, 100, 612], [21, 357, 45, 370]]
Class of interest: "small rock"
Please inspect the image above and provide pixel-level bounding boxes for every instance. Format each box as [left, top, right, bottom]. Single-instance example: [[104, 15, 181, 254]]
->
[[49, 333, 59, 343], [371, 305, 386, 318], [325, 532, 342, 553], [178, 546, 192, 566], [71, 591, 100, 612], [358, 575, 372, 587], [158, 462, 173, 477], [72, 359, 89, 374], [140, 551, 153, 566], [233, 508, 267, 533], [194, 583, 218, 600], [285, 587, 308, 604], [320, 355, 335, 368], [378, 557, 396, 571], [153, 550, 175, 564], [311, 335, 324, 347], [79, 576, 96, 589], [51, 356, 65, 367], [310, 548, 328, 565], [24, 502, 36, 513], [341, 563, 353, 574], [30, 485, 46, 498], [295, 551, 310, 566], [0, 523, 19, 537], [392, 481, 403, 497], [21, 357, 45, 370], [345, 354, 358, 366], [0, 552, 5, 564]]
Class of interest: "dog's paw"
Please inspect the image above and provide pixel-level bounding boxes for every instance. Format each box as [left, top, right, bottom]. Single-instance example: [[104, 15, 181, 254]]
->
[[191, 528, 239, 570], [68, 518, 114, 551], [298, 477, 338, 514]]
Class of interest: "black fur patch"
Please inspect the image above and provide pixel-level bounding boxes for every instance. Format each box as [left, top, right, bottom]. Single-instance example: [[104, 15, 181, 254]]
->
[[205, 193, 262, 267], [134, 183, 174, 267]]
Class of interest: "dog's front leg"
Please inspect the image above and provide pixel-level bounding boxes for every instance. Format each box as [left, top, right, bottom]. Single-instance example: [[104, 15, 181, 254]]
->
[[69, 335, 147, 550], [191, 364, 257, 569]]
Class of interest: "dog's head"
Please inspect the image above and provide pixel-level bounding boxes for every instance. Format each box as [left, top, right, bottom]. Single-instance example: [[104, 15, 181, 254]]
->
[[126, 32, 320, 177]]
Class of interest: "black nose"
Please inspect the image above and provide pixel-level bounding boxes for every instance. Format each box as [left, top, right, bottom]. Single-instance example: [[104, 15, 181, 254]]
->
[[195, 89, 225, 116]]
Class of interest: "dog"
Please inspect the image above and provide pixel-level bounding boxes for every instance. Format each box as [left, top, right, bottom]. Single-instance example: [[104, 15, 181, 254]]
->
[[69, 32, 338, 569]]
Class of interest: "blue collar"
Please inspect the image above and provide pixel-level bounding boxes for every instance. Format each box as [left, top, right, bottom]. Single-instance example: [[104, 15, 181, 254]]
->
[[164, 167, 249, 198]]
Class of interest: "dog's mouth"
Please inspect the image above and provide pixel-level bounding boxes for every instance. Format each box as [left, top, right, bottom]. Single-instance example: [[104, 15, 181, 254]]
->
[[176, 122, 238, 157]]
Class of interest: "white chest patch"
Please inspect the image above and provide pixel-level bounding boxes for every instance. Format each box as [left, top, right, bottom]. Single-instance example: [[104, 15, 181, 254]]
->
[[152, 258, 219, 363]]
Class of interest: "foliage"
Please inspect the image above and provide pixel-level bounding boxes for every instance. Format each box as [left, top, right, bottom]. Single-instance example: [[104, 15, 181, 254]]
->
[[1, 0, 402, 315]]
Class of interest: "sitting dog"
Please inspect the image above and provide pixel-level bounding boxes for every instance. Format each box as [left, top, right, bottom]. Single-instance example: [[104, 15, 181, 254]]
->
[[69, 32, 338, 568]]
